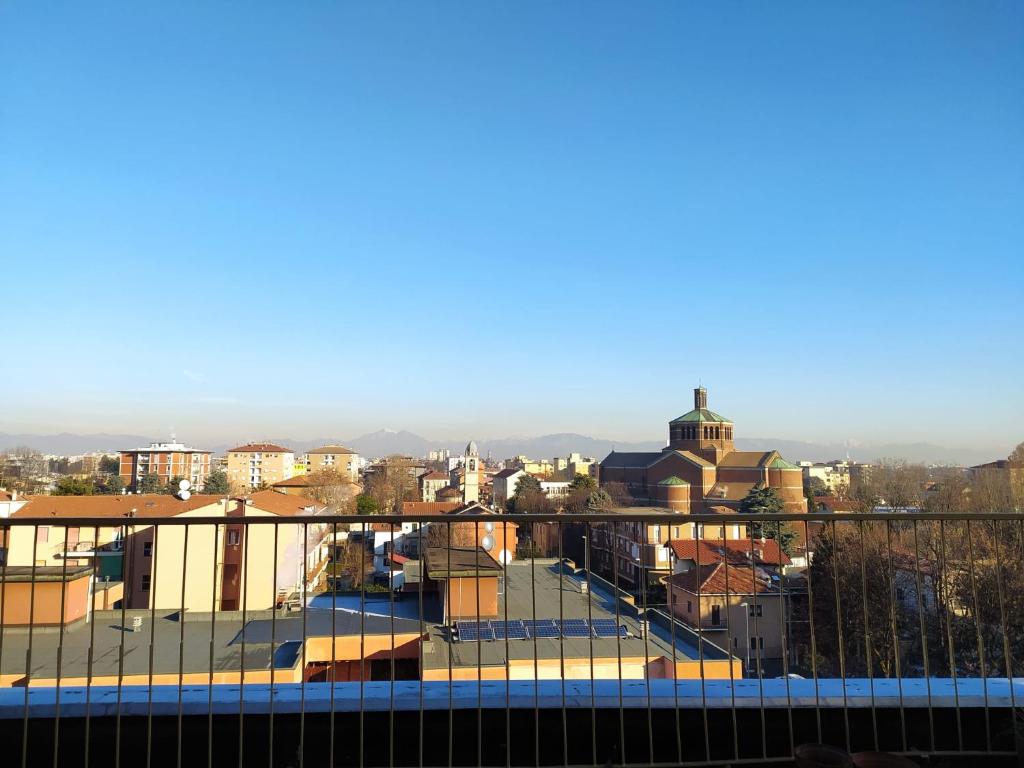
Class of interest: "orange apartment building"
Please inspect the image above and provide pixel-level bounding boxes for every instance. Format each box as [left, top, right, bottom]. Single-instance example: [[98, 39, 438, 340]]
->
[[119, 440, 212, 492]]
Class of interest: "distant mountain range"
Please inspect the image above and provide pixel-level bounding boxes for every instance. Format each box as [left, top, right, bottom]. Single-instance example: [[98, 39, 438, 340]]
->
[[0, 429, 1004, 467]]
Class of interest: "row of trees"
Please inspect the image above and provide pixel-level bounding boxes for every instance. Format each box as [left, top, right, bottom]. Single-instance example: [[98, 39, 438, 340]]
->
[[53, 469, 231, 496], [505, 473, 612, 514]]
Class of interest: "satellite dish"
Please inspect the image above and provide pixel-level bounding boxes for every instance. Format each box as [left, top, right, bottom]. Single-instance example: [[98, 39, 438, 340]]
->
[[178, 479, 191, 491], [484, 522, 494, 533], [178, 489, 191, 501], [481, 534, 495, 552]]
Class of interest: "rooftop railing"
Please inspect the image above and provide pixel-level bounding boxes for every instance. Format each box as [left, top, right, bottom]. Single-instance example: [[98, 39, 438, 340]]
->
[[1, 509, 1022, 767]]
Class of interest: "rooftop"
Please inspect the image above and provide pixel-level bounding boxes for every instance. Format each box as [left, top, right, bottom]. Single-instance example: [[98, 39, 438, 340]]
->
[[228, 443, 292, 454], [306, 445, 356, 455]]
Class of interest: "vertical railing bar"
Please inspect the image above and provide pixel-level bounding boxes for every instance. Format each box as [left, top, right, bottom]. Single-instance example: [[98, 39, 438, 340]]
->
[[747, 534, 766, 760], [330, 520, 338, 768], [21, 527, 39, 768], [910, 520, 935, 752], [269, 522, 279, 768], [360, 519, 367, 768], [52, 524, 71, 768], [147, 525, 161, 768], [85, 522, 100, 768], [475, 521, 482, 768], [774, 521, 794, 759], [558, 521, 567, 768], [639, 532, 654, 767], [177, 524, 191, 768], [530, 520, 539, 768], [938, 518, 963, 752], [0, 525, 8, 758], [829, 519, 851, 754], [389, 519, 396, 768], [992, 521, 1018, 723], [719, 525, 740, 762], [418, 520, 425, 768], [239, 515, 251, 768], [857, 519, 879, 751], [963, 520, 992, 752], [611, 521, 625, 767], [502, 519, 511, 768], [803, 519, 822, 747], [691, 531, 709, 764], [299, 521, 309, 768], [446, 521, 453, 768], [584, 523, 597, 768], [208, 523, 220, 768], [115, 521, 129, 768], [884, 520, 907, 753]]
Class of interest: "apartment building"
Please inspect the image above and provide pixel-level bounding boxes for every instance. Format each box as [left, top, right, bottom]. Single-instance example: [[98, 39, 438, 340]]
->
[[799, 460, 852, 494], [226, 443, 295, 492], [5, 490, 327, 612], [119, 440, 212, 492], [306, 444, 360, 482]]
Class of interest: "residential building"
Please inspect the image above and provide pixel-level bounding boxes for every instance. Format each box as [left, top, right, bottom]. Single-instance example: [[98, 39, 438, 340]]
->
[[418, 470, 451, 502], [492, 467, 525, 509], [118, 440, 212, 493], [226, 443, 295, 492], [5, 490, 327, 612], [599, 387, 806, 514], [306, 444, 360, 482], [799, 460, 852, 494]]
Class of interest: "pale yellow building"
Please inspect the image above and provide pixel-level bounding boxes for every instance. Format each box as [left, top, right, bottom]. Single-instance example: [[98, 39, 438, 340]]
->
[[305, 445, 360, 483], [6, 490, 328, 613], [226, 443, 295, 492]]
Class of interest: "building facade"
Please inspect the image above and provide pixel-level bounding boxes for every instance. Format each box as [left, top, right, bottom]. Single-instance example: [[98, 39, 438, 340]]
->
[[119, 441, 212, 493], [306, 445, 360, 483], [599, 387, 806, 515], [226, 443, 295, 492]]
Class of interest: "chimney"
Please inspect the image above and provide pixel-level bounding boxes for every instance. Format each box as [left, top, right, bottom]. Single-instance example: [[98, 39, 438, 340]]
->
[[694, 386, 708, 409]]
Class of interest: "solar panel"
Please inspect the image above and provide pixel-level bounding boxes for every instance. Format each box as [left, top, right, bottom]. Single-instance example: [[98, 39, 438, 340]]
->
[[523, 619, 559, 639], [492, 619, 528, 640], [456, 620, 494, 642], [557, 619, 592, 638], [591, 619, 627, 638]]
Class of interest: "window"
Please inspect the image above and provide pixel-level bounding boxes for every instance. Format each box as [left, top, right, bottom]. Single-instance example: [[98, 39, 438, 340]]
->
[[227, 530, 241, 546], [896, 587, 906, 601], [143, 542, 152, 557], [36, 526, 49, 543], [687, 600, 692, 613], [141, 574, 151, 591], [750, 636, 764, 650], [711, 605, 721, 626], [748, 604, 763, 617]]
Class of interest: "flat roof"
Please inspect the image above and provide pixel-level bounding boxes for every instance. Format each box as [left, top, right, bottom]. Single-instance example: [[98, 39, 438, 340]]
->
[[424, 547, 502, 578], [421, 561, 730, 671], [0, 566, 94, 583]]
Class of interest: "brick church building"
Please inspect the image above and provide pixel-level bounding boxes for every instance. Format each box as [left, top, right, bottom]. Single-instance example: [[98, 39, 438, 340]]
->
[[599, 387, 807, 514]]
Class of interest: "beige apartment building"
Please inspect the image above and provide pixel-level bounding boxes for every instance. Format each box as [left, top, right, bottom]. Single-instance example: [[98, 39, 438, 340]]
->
[[226, 443, 295, 492], [5, 490, 327, 612], [305, 444, 360, 482]]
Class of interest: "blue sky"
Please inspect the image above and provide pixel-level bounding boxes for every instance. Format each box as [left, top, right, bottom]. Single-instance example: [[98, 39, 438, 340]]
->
[[1, 2, 1021, 453]]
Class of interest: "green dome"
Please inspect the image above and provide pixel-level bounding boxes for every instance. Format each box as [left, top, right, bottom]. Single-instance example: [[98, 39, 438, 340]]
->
[[658, 476, 690, 486]]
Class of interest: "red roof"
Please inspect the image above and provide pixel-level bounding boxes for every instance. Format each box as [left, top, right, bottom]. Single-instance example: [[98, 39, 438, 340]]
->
[[665, 562, 774, 596], [668, 538, 791, 566], [228, 443, 292, 453], [390, 552, 410, 565], [401, 501, 462, 515], [814, 496, 858, 513]]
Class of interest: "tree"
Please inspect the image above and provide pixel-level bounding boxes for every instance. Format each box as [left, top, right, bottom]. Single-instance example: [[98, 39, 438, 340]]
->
[[305, 468, 356, 509], [739, 485, 797, 554], [53, 476, 96, 496], [98, 475, 125, 495], [1009, 442, 1024, 463], [203, 470, 230, 495], [507, 474, 551, 514], [569, 473, 596, 491], [137, 473, 163, 494], [164, 475, 187, 495], [98, 455, 120, 474], [804, 476, 829, 497], [356, 494, 379, 515]]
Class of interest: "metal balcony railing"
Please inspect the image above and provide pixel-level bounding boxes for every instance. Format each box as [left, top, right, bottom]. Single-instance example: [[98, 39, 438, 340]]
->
[[0, 510, 1022, 767]]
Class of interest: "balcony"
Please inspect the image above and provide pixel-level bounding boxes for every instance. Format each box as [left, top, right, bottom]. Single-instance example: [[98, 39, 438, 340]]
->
[[1, 509, 1022, 766]]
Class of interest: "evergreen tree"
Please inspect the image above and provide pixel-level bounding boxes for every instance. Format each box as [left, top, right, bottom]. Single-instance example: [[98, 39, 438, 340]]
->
[[203, 470, 230, 495]]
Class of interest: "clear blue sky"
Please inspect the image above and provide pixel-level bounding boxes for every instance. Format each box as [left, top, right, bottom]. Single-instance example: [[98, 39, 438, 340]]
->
[[1, 2, 1021, 454]]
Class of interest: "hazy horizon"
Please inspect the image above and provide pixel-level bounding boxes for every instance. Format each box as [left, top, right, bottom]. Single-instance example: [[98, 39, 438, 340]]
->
[[1, 3, 1021, 454]]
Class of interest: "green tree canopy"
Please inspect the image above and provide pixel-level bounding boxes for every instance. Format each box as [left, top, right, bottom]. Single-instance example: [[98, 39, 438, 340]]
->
[[739, 484, 797, 554], [569, 473, 596, 491], [203, 470, 230, 495], [53, 476, 96, 496], [356, 494, 380, 515], [97, 475, 125, 495], [98, 455, 120, 474], [137, 473, 163, 494]]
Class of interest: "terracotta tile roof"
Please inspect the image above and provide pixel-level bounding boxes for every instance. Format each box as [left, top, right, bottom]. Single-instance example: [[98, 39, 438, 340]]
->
[[245, 489, 323, 516], [668, 538, 791, 566], [665, 562, 773, 596], [420, 471, 449, 481], [401, 501, 462, 515], [12, 494, 227, 519], [814, 496, 858, 513], [228, 443, 292, 453], [717, 451, 774, 468], [306, 445, 356, 455]]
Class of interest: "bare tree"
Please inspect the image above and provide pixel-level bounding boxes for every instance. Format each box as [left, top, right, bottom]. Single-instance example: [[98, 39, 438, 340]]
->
[[305, 468, 358, 511]]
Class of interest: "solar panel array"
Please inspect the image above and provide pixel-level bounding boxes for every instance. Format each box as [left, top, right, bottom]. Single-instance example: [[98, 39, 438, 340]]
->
[[454, 618, 628, 642]]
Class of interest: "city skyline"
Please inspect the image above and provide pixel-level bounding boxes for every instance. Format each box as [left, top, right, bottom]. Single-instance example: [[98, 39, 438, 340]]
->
[[2, 2, 1021, 452]]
